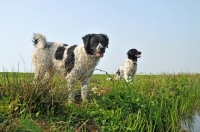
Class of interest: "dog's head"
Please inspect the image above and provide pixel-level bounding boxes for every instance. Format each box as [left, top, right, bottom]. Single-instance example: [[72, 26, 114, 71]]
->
[[127, 49, 141, 61], [82, 34, 109, 58]]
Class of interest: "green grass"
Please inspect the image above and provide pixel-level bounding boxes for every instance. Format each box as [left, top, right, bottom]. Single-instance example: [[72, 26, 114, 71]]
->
[[0, 72, 200, 131]]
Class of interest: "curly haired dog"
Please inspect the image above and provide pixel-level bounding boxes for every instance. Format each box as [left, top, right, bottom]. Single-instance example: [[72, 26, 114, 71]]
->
[[32, 33, 109, 102], [116, 49, 141, 82]]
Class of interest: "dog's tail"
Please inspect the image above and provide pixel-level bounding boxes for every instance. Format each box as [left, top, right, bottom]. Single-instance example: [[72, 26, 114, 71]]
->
[[115, 69, 120, 78], [116, 69, 120, 76], [32, 33, 47, 49]]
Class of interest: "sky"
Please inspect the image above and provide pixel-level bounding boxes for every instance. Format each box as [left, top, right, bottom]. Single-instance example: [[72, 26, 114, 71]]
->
[[0, 0, 200, 74]]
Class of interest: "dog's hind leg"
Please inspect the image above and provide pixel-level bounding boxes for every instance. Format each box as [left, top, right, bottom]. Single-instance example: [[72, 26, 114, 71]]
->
[[33, 65, 52, 84], [33, 68, 45, 83], [42, 67, 55, 83]]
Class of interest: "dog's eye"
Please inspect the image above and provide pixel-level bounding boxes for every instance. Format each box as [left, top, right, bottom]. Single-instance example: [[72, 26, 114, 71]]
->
[[92, 43, 98, 45], [100, 41, 103, 43]]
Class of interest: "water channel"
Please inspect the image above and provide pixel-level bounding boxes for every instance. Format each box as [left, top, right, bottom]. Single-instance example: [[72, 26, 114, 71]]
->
[[182, 114, 200, 132]]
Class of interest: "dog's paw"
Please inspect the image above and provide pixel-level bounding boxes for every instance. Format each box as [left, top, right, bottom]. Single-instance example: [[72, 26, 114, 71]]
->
[[106, 78, 112, 81], [92, 87, 98, 94]]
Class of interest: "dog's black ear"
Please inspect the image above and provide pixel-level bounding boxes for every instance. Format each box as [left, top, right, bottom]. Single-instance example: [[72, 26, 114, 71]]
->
[[101, 34, 109, 48], [82, 34, 93, 54], [127, 50, 132, 56], [127, 49, 134, 59]]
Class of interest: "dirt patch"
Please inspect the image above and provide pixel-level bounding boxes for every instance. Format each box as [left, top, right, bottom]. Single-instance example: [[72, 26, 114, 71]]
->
[[75, 119, 100, 132], [75, 94, 82, 105]]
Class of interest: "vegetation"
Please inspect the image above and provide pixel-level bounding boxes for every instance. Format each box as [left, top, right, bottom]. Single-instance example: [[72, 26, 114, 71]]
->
[[0, 72, 200, 131]]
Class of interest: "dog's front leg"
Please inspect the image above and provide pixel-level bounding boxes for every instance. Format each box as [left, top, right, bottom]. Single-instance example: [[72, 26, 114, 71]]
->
[[124, 74, 130, 82], [67, 81, 75, 103], [81, 79, 90, 102]]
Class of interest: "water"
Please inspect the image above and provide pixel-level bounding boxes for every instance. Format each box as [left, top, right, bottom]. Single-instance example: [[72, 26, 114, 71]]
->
[[182, 114, 200, 132], [194, 115, 200, 132]]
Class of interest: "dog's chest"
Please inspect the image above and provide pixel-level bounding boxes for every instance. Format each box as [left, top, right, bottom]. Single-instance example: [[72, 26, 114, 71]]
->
[[133, 61, 137, 69], [124, 60, 137, 69], [76, 56, 99, 72], [68, 56, 99, 80]]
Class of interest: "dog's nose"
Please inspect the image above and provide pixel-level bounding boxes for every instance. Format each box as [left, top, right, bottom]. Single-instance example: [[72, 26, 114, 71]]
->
[[100, 47, 105, 53], [138, 51, 141, 54]]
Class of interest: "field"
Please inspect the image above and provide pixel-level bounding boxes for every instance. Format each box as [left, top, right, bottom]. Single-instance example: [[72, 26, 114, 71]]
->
[[0, 72, 200, 131]]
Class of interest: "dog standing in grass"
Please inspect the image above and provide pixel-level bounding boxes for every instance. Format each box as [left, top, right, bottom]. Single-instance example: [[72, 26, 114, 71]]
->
[[32, 33, 109, 103], [115, 49, 141, 82]]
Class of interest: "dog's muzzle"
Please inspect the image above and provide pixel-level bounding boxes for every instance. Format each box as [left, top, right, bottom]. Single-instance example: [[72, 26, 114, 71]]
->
[[95, 45, 106, 58], [95, 53, 104, 58], [95, 48, 105, 58], [135, 51, 141, 58]]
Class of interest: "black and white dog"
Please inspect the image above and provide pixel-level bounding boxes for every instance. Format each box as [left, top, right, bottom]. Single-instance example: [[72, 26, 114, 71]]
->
[[116, 49, 141, 82], [32, 33, 109, 102]]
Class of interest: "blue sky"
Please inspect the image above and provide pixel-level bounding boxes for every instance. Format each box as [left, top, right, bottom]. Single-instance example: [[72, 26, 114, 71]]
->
[[0, 0, 200, 74]]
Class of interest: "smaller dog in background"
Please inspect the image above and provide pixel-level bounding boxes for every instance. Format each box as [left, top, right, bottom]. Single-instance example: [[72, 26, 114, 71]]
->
[[115, 49, 141, 82]]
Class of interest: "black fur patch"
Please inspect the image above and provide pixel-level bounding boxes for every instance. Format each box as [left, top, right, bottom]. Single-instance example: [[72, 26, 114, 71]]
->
[[32, 38, 38, 46], [55, 46, 66, 60], [33, 39, 38, 44], [65, 45, 77, 73]]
